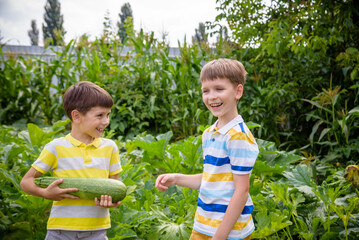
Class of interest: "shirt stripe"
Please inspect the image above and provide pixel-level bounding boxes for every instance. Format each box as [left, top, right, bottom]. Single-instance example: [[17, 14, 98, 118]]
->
[[231, 165, 253, 172], [200, 188, 235, 199], [227, 148, 259, 158], [238, 122, 245, 133], [202, 171, 233, 182], [47, 217, 110, 230], [195, 211, 252, 231], [50, 205, 110, 218], [198, 198, 254, 214], [204, 155, 230, 166]]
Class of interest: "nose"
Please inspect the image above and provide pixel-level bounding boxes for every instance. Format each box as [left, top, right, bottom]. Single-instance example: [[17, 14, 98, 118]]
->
[[103, 115, 110, 125], [208, 90, 217, 100]]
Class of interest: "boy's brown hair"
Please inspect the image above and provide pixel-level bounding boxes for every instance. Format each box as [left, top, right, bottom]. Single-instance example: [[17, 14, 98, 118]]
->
[[200, 59, 248, 86], [63, 81, 113, 121]]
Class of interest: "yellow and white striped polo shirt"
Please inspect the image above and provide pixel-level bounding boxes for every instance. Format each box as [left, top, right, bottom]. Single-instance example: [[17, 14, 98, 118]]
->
[[32, 134, 121, 231]]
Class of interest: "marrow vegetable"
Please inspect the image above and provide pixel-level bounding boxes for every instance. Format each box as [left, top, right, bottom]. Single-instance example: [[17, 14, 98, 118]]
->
[[34, 177, 127, 202]]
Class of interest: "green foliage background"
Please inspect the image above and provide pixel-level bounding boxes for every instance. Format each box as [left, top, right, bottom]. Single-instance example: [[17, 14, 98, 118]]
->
[[1, 0, 359, 239]]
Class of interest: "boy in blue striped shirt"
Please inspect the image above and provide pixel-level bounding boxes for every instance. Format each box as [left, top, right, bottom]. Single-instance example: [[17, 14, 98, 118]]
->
[[156, 59, 259, 240]]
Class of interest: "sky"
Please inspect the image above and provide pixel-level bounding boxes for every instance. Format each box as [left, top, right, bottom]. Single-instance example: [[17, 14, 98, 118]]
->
[[0, 0, 220, 47]]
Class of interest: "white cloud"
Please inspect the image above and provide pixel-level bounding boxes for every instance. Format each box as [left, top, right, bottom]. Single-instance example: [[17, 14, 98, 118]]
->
[[0, 0, 45, 44]]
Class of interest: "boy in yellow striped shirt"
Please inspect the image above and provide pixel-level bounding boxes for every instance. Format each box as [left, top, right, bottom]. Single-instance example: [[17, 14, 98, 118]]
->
[[156, 59, 259, 240], [20, 81, 122, 240]]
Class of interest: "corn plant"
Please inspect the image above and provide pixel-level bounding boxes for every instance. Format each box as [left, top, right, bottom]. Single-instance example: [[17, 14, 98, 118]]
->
[[303, 78, 359, 164]]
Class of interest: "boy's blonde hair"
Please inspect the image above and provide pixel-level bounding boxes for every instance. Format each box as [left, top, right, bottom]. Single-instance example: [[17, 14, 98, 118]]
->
[[63, 81, 113, 121], [200, 59, 247, 86]]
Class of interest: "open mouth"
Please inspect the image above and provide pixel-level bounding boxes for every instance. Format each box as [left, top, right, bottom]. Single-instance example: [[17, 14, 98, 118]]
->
[[210, 103, 223, 108]]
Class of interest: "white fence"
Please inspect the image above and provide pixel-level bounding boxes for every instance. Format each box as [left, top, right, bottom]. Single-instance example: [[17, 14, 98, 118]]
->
[[1, 44, 181, 59]]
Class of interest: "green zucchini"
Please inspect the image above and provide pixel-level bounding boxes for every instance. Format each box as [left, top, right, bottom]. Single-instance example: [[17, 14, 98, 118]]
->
[[34, 177, 126, 202]]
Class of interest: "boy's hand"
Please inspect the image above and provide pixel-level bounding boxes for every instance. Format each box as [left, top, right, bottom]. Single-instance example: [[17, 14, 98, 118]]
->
[[95, 195, 121, 208], [155, 174, 176, 192], [44, 179, 79, 201]]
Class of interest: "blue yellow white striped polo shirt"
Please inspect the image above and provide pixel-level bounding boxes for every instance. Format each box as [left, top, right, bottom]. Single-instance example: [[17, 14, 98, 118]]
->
[[32, 134, 121, 231], [193, 115, 259, 239]]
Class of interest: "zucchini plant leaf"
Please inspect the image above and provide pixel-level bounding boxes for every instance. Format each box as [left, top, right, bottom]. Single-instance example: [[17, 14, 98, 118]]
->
[[253, 160, 285, 177], [253, 209, 292, 238], [283, 164, 314, 188]]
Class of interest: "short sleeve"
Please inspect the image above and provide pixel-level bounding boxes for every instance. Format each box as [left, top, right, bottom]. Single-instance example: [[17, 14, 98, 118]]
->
[[109, 141, 121, 176], [32, 142, 58, 174], [226, 131, 259, 175]]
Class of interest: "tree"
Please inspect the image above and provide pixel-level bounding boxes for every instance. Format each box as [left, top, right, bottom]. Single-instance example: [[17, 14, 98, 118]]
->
[[42, 0, 65, 46], [192, 22, 208, 44], [102, 10, 114, 40], [217, 25, 229, 42], [28, 20, 39, 46], [117, 2, 133, 43], [211, 0, 359, 155]]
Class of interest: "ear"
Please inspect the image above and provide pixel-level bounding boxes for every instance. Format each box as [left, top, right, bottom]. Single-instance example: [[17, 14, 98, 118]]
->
[[235, 84, 243, 100], [71, 110, 82, 124]]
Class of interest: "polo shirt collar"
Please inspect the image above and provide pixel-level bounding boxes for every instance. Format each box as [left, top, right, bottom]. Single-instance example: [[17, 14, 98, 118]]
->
[[209, 115, 244, 134], [65, 134, 101, 148]]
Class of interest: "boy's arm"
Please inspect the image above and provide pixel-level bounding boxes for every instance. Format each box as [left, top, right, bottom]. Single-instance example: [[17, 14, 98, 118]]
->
[[109, 174, 119, 180], [155, 173, 202, 191], [212, 173, 250, 240], [20, 167, 79, 201]]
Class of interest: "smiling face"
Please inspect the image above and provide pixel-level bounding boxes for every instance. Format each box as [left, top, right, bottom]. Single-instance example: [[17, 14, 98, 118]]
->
[[201, 78, 243, 128], [71, 106, 111, 144]]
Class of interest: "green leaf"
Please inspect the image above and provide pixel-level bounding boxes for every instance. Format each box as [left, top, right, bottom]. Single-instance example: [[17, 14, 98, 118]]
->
[[348, 106, 359, 115], [310, 120, 324, 143], [318, 128, 331, 142], [27, 123, 46, 147], [283, 164, 314, 188], [269, 182, 290, 205], [253, 160, 285, 176], [321, 232, 339, 239], [152, 221, 191, 240], [246, 121, 261, 129], [350, 69, 358, 80], [345, 47, 358, 55], [272, 151, 303, 166], [302, 99, 333, 114], [0, 168, 21, 191], [253, 209, 292, 238]]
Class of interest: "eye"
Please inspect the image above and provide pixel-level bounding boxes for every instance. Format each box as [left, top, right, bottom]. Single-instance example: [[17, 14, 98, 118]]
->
[[202, 89, 208, 93]]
